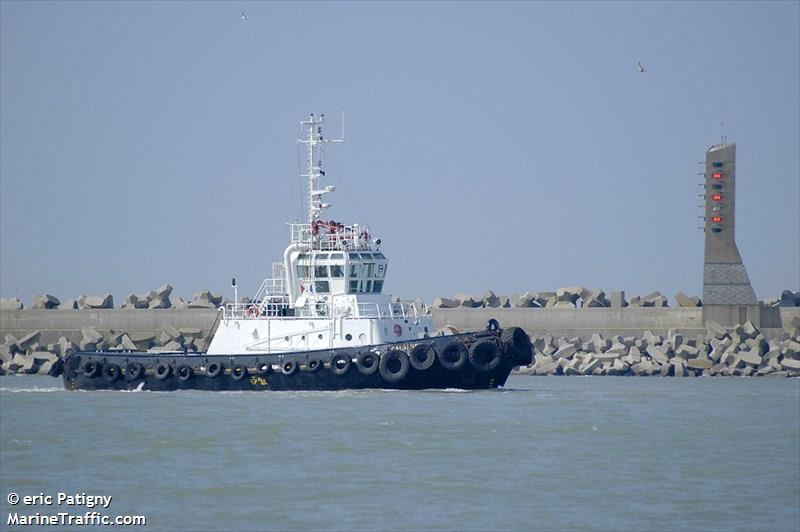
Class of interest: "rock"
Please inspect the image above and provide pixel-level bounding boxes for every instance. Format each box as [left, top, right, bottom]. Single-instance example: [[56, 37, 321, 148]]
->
[[179, 328, 204, 338], [57, 337, 76, 359], [171, 296, 189, 310], [193, 290, 223, 306], [432, 297, 458, 309], [31, 294, 61, 309], [61, 299, 79, 309], [534, 359, 558, 376], [82, 294, 114, 309]]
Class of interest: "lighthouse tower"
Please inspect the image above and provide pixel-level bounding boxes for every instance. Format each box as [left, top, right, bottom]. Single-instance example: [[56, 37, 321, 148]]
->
[[701, 142, 760, 325]]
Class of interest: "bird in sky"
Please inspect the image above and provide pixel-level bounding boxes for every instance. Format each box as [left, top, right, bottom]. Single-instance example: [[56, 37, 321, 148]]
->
[[241, 11, 248, 21], [637, 62, 646, 73]]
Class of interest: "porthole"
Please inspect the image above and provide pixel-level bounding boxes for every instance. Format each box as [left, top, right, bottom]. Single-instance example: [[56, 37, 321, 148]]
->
[[318, 334, 323, 340], [284, 336, 289, 342], [345, 333, 353, 341]]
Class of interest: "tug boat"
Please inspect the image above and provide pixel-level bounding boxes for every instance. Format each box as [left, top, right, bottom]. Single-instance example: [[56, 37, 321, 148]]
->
[[62, 114, 532, 391]]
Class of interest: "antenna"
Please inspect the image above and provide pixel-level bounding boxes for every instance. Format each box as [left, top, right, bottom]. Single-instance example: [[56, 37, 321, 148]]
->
[[720, 122, 726, 146]]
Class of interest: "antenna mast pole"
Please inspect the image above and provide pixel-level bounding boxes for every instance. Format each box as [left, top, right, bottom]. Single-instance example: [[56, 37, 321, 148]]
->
[[298, 113, 344, 230]]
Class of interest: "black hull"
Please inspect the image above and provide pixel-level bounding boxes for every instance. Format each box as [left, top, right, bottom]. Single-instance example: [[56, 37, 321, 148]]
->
[[62, 327, 533, 392]]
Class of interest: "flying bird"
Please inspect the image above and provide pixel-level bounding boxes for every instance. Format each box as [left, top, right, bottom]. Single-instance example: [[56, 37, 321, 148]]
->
[[637, 62, 646, 73], [241, 11, 248, 20]]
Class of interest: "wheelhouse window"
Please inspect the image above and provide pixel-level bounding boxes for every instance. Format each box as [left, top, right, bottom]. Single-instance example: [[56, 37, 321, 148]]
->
[[297, 265, 310, 278], [315, 281, 330, 293], [349, 280, 359, 293], [314, 265, 329, 277], [330, 253, 344, 259], [361, 263, 374, 277], [330, 265, 344, 278], [375, 264, 387, 278], [372, 280, 383, 293]]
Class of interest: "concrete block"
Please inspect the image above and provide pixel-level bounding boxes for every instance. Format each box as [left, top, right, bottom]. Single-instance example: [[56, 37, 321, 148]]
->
[[118, 334, 138, 351], [533, 292, 556, 308], [554, 343, 577, 360], [780, 357, 800, 370], [482, 290, 500, 308], [555, 287, 582, 304], [83, 294, 114, 309], [17, 331, 41, 350], [766, 371, 789, 378], [454, 294, 481, 308], [61, 299, 79, 309], [591, 333, 609, 353], [179, 327, 204, 338], [628, 296, 641, 307], [738, 349, 762, 366], [194, 290, 223, 306], [31, 294, 61, 309], [0, 298, 24, 310], [631, 359, 653, 375], [432, 297, 458, 309], [497, 295, 511, 308], [646, 345, 669, 364], [687, 357, 713, 370], [705, 320, 728, 340], [609, 291, 626, 308], [779, 290, 796, 307], [534, 358, 558, 376], [675, 292, 699, 308], [675, 345, 699, 359], [512, 292, 535, 308], [172, 296, 189, 309], [148, 298, 171, 309]]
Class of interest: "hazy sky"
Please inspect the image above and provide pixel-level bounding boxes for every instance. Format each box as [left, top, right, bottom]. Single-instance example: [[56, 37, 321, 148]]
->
[[1, 1, 798, 305]]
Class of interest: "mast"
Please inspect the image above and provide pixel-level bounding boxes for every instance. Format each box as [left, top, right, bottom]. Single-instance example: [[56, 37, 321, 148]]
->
[[298, 113, 342, 233]]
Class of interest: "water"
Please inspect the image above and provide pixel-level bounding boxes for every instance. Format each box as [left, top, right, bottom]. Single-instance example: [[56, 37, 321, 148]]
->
[[1, 375, 798, 532]]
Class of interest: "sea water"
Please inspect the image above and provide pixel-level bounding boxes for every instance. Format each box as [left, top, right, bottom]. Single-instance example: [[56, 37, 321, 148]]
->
[[1, 375, 798, 531]]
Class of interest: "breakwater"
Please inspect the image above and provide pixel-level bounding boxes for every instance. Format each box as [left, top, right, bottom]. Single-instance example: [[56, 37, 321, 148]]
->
[[1, 286, 799, 377]]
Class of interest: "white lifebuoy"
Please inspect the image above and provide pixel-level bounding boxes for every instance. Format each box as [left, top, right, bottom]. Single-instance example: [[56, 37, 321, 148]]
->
[[393, 324, 403, 337], [246, 305, 260, 318]]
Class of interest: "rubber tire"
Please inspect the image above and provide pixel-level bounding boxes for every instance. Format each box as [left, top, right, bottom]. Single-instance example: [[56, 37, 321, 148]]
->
[[438, 342, 468, 371], [501, 327, 533, 366], [468, 339, 501, 372], [356, 351, 379, 375], [103, 363, 121, 383], [256, 361, 271, 375], [176, 364, 193, 382], [206, 362, 223, 378], [379, 350, 410, 383], [282, 360, 297, 376], [231, 364, 247, 381], [83, 361, 99, 378], [330, 354, 351, 376], [409, 344, 436, 371], [126, 362, 143, 381], [155, 362, 171, 380], [303, 359, 323, 372]]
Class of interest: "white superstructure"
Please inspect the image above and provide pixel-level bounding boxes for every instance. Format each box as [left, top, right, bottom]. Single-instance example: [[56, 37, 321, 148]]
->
[[207, 114, 433, 355]]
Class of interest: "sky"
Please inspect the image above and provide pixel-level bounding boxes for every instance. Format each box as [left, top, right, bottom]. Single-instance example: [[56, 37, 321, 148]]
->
[[1, 1, 798, 306]]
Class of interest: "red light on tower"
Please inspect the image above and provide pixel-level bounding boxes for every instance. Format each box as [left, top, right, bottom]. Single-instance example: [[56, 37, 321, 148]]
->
[[712, 172, 723, 180], [711, 216, 722, 223], [712, 193, 722, 201]]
